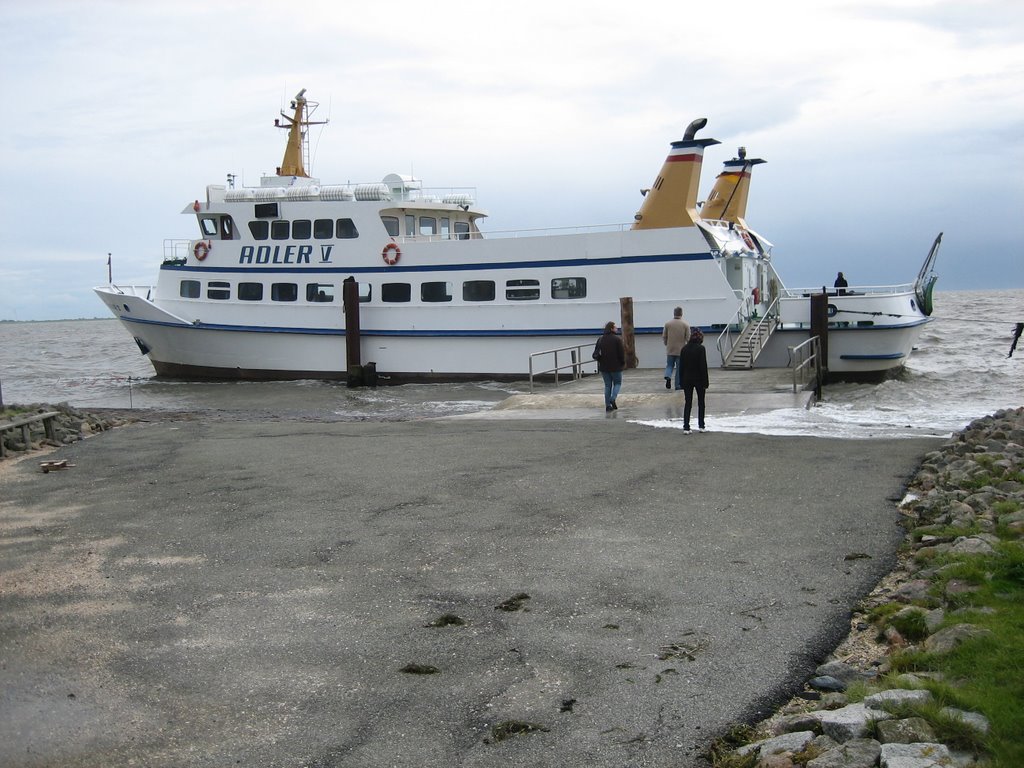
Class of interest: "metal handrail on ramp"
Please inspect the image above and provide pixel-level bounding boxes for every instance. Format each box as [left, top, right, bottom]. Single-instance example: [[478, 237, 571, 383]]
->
[[528, 343, 598, 393]]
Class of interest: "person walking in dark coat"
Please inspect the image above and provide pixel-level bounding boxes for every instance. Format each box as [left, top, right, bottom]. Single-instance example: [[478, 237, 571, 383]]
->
[[678, 327, 709, 433], [594, 320, 626, 411]]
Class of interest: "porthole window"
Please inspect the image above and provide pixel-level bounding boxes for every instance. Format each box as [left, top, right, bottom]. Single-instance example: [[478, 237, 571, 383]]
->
[[271, 283, 298, 302], [292, 220, 312, 239], [248, 221, 269, 240], [463, 280, 495, 302], [306, 283, 335, 302], [271, 220, 290, 240], [314, 219, 334, 239], [207, 281, 231, 300], [180, 280, 200, 299], [421, 281, 453, 302], [506, 279, 540, 301], [238, 282, 263, 301], [336, 219, 359, 239], [382, 283, 411, 302], [551, 277, 587, 299]]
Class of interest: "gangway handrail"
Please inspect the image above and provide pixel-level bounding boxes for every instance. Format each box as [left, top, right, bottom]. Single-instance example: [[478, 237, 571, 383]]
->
[[715, 297, 748, 364], [528, 343, 599, 392], [740, 297, 780, 366], [789, 335, 823, 397]]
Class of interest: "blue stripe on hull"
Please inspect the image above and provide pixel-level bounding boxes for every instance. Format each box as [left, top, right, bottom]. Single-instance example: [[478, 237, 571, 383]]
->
[[159, 251, 713, 275]]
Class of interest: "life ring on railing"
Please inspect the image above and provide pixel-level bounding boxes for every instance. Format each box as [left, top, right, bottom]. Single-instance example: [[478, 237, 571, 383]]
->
[[382, 243, 401, 265], [193, 240, 210, 261], [741, 230, 755, 250]]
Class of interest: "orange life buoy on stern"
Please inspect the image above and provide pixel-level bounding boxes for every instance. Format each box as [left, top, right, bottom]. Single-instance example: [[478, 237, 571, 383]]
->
[[193, 240, 210, 261], [382, 243, 401, 265]]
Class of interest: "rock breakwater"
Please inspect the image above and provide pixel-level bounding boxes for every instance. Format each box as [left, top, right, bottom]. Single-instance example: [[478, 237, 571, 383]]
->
[[720, 407, 1023, 768], [0, 403, 134, 460]]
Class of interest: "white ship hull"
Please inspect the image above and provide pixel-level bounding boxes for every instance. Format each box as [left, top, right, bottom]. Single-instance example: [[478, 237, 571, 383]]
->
[[95, 91, 939, 383]]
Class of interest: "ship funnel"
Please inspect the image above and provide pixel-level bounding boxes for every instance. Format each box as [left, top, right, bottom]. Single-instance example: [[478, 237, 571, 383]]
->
[[632, 120, 720, 230], [699, 147, 766, 227], [683, 118, 707, 141]]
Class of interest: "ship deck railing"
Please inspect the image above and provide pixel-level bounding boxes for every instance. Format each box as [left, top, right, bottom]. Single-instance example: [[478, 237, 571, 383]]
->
[[781, 282, 915, 298], [528, 344, 599, 393]]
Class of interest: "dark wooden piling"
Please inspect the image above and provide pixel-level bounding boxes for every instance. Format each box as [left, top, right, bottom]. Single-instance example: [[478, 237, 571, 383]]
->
[[620, 297, 638, 368], [343, 279, 362, 387]]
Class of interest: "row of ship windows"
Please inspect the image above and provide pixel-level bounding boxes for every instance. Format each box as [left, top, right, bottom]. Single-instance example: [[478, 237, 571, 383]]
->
[[202, 216, 472, 241], [178, 277, 588, 303]]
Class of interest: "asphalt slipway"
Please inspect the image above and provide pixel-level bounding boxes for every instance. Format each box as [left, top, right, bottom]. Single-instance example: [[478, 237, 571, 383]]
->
[[0, 380, 943, 767]]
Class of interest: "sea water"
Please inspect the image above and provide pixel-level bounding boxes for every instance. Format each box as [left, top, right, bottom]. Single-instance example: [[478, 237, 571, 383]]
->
[[0, 290, 1020, 438]]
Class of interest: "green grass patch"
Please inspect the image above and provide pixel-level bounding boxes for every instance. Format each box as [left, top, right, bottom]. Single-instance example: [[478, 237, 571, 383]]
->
[[883, 541, 1024, 767]]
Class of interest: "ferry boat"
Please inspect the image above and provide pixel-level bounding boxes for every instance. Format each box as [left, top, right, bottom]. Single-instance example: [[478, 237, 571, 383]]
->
[[95, 89, 939, 382]]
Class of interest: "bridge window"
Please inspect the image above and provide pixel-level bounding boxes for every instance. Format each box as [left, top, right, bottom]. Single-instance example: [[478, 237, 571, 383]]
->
[[421, 281, 453, 302], [463, 280, 495, 302], [271, 283, 298, 302], [506, 279, 540, 301], [405, 214, 416, 237], [336, 218, 359, 239], [382, 282, 411, 302], [220, 216, 235, 240], [381, 216, 399, 237], [292, 219, 312, 239], [454, 221, 470, 241], [440, 218, 450, 239], [200, 217, 218, 237], [248, 221, 269, 240], [179, 280, 200, 299], [207, 281, 231, 300], [238, 282, 263, 301], [552, 277, 587, 299], [314, 219, 334, 239], [306, 283, 335, 302], [419, 217, 436, 236], [271, 220, 290, 240]]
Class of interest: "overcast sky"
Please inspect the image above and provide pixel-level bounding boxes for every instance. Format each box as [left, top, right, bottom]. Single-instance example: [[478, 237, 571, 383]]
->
[[1, 0, 1021, 321]]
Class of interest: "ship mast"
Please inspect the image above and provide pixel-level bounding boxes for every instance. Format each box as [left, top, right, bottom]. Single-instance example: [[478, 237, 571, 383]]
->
[[275, 89, 327, 178]]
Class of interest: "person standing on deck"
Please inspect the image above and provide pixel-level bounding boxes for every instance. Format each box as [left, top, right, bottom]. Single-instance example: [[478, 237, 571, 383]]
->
[[662, 307, 690, 390], [594, 320, 626, 412], [678, 327, 709, 433], [834, 272, 848, 295]]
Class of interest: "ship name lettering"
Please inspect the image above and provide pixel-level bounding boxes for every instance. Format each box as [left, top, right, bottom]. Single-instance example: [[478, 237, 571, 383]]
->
[[239, 245, 313, 265]]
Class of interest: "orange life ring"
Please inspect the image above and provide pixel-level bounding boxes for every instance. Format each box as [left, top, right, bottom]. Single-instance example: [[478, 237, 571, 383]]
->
[[741, 230, 755, 250], [382, 243, 401, 265], [193, 240, 210, 261]]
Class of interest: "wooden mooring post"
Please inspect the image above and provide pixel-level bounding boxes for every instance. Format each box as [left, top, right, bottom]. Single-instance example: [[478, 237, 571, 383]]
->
[[343, 278, 363, 387], [810, 289, 829, 393], [619, 297, 638, 368]]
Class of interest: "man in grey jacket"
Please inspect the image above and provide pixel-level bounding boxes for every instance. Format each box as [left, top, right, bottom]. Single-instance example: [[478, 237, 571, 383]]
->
[[662, 306, 690, 390]]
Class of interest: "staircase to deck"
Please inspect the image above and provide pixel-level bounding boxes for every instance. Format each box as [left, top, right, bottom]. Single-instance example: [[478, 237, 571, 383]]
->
[[722, 314, 778, 369]]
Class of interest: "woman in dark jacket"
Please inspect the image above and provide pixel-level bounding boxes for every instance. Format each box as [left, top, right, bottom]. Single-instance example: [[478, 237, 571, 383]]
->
[[678, 327, 709, 432], [594, 320, 626, 411]]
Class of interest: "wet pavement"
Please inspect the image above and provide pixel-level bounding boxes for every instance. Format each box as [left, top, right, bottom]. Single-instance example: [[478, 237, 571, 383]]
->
[[0, 380, 938, 768]]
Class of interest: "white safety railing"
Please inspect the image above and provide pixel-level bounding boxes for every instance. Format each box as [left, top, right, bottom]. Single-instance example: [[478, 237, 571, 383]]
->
[[528, 343, 599, 392]]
